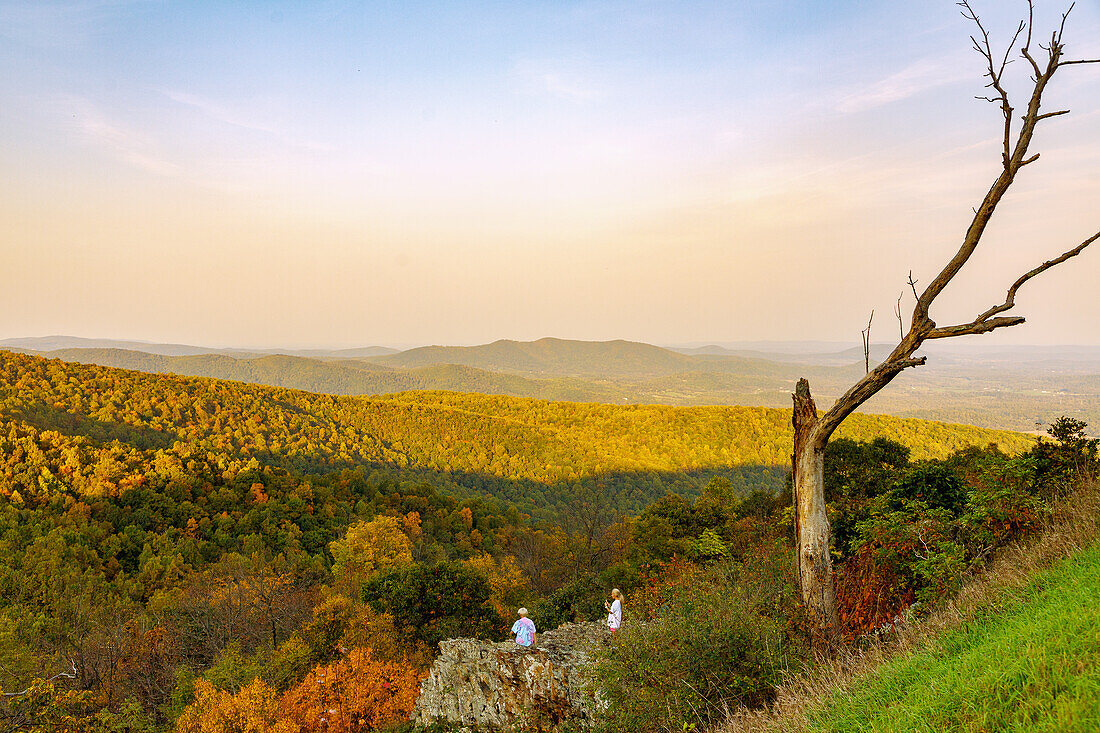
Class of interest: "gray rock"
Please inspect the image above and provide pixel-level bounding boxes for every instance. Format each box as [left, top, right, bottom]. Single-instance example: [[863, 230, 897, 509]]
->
[[414, 622, 610, 730]]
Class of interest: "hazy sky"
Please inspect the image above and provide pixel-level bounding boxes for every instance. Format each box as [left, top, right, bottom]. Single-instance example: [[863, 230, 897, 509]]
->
[[2, 0, 1099, 349]]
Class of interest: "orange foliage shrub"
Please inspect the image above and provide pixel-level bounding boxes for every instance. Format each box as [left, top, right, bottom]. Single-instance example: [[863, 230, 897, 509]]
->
[[176, 678, 295, 733], [629, 557, 696, 621], [834, 543, 916, 639], [281, 648, 425, 732]]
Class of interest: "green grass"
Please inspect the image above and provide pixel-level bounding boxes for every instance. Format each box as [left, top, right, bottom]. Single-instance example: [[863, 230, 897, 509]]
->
[[807, 545, 1100, 732]]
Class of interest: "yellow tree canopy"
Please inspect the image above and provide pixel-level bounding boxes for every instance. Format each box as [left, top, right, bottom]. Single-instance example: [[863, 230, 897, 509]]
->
[[176, 678, 295, 733], [464, 552, 533, 621], [329, 516, 413, 592]]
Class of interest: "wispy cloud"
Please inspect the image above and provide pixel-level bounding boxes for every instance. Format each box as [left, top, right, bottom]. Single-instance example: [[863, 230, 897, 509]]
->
[[835, 58, 969, 114], [63, 95, 181, 177], [163, 90, 335, 152]]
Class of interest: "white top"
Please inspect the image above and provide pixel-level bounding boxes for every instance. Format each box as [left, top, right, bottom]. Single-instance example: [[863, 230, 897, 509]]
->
[[607, 598, 622, 629]]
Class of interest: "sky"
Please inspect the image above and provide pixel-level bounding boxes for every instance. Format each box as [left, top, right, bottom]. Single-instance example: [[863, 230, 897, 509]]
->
[[2, 0, 1099, 349]]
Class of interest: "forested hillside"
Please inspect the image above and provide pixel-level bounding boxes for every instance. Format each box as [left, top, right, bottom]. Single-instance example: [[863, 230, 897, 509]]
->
[[0, 351, 1030, 515], [1, 348, 1090, 733]]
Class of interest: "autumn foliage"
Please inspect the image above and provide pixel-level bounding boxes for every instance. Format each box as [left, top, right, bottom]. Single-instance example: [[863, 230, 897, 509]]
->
[[329, 515, 414, 595], [174, 649, 423, 733], [834, 543, 917, 638], [281, 648, 424, 732], [176, 678, 295, 733]]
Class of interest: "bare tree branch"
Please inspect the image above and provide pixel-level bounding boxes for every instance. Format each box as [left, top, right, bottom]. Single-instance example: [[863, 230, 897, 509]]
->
[[959, 1, 1025, 168], [970, 230, 1100, 322], [1, 660, 78, 697], [927, 316, 1027, 339], [1035, 109, 1070, 120], [915, 2, 1071, 325]]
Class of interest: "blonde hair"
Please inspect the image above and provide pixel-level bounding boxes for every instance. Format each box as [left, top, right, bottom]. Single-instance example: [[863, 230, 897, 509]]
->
[[518, 607, 528, 616], [611, 588, 622, 600]]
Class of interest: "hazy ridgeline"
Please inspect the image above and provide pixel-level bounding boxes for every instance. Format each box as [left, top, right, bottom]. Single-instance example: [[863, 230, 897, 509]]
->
[[5, 336, 1098, 434]]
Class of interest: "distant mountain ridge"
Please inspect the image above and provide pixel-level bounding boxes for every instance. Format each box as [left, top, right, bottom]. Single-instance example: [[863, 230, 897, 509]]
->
[[0, 335, 398, 358], [372, 337, 699, 376], [5, 336, 1098, 433], [22, 348, 593, 400], [11, 341, 834, 401]]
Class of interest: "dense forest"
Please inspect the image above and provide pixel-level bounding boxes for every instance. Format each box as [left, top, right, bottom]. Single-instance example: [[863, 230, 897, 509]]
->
[[0, 351, 1030, 516], [0, 349, 1077, 732]]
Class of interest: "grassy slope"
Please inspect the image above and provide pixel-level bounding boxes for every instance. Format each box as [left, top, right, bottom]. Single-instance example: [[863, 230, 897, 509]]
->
[[722, 481, 1100, 733], [806, 545, 1100, 732]]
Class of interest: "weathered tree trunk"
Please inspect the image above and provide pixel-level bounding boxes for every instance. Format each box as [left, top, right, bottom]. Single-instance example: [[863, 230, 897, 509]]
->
[[778, 1, 1097, 642], [792, 379, 836, 634]]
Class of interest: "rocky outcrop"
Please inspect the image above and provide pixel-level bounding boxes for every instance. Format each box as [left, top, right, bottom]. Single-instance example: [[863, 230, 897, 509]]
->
[[413, 622, 609, 731]]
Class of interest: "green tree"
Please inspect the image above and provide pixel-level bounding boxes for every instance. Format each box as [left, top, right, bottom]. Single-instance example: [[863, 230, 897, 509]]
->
[[363, 562, 502, 650]]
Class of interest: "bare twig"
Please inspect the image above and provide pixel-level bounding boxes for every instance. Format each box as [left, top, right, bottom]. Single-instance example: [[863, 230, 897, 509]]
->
[[894, 293, 904, 341], [1021, 0, 1042, 78], [861, 311, 874, 374]]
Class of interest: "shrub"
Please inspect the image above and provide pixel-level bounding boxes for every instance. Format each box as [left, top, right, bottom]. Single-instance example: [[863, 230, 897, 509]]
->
[[888, 463, 966, 515], [1029, 417, 1099, 497], [960, 479, 1045, 562], [824, 437, 911, 557], [836, 503, 963, 636], [529, 574, 607, 632], [591, 542, 807, 732]]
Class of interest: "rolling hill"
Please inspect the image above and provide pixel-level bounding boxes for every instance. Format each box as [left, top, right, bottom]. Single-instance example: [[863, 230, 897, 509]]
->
[[0, 350, 1033, 515], [369, 337, 705, 376], [0, 335, 397, 358], [16, 347, 628, 403], [8, 336, 1099, 433]]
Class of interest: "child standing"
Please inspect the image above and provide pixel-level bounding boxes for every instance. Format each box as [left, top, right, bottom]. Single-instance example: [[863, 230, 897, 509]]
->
[[605, 589, 623, 633]]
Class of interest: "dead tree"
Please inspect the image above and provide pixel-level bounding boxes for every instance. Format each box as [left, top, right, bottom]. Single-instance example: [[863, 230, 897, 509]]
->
[[792, 0, 1099, 633]]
